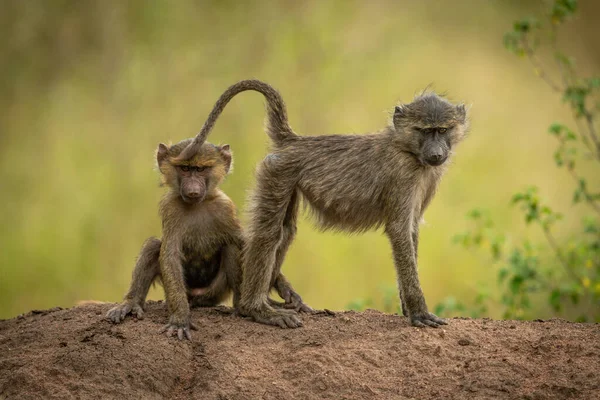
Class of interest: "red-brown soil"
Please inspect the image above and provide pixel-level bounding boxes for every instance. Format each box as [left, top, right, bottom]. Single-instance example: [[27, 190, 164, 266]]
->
[[0, 301, 598, 399]]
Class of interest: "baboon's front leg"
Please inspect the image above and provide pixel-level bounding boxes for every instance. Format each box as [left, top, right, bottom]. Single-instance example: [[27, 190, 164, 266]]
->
[[107, 237, 161, 323], [386, 214, 446, 328], [398, 216, 421, 316], [159, 239, 197, 340]]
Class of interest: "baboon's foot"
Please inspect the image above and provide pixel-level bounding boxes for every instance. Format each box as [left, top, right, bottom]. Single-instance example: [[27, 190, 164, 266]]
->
[[410, 311, 447, 328], [160, 317, 198, 341], [276, 285, 314, 313], [268, 296, 313, 313], [106, 301, 144, 323], [239, 302, 303, 329], [283, 292, 314, 313]]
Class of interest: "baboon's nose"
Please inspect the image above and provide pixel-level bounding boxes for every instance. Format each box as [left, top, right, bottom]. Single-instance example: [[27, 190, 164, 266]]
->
[[188, 191, 201, 198], [426, 154, 446, 166]]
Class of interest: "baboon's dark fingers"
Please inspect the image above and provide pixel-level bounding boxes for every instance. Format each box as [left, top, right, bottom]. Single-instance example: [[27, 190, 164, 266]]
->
[[276, 318, 288, 329], [282, 300, 314, 313], [411, 319, 427, 328], [106, 309, 116, 323], [189, 321, 199, 331], [283, 314, 303, 328], [298, 303, 314, 313], [410, 312, 447, 328], [421, 319, 440, 328], [119, 306, 130, 321], [132, 305, 144, 320], [161, 322, 195, 339], [247, 307, 303, 329], [106, 304, 132, 324], [160, 324, 175, 337], [278, 308, 299, 316]]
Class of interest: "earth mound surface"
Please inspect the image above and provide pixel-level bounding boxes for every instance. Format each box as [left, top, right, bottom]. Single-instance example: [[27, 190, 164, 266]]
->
[[0, 301, 599, 399]]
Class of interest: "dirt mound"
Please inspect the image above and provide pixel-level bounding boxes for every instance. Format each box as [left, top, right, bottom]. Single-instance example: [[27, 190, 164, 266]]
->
[[0, 302, 599, 400]]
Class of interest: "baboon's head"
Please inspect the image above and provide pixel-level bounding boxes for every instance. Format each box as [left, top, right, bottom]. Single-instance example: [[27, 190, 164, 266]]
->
[[156, 139, 232, 204], [393, 92, 468, 167]]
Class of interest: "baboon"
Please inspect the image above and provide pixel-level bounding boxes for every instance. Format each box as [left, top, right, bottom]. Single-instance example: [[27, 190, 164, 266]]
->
[[177, 79, 469, 329], [106, 140, 244, 340]]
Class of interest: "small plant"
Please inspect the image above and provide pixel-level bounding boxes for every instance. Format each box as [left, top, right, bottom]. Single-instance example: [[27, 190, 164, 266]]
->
[[438, 0, 599, 322]]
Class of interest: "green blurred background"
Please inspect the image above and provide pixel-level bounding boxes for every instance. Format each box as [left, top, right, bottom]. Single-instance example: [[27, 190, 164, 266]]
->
[[1, 0, 598, 319]]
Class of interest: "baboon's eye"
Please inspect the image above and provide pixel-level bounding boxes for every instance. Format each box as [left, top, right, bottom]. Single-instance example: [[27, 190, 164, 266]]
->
[[438, 128, 447, 134], [180, 165, 190, 172], [194, 166, 209, 173]]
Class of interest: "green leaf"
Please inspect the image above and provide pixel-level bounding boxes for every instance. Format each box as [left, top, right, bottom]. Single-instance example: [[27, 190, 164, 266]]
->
[[587, 77, 600, 89], [551, 0, 578, 23], [498, 267, 509, 283], [548, 123, 563, 135], [550, 288, 562, 311], [510, 275, 524, 294]]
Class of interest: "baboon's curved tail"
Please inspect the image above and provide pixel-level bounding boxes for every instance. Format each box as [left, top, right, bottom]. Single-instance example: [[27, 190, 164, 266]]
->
[[177, 80, 295, 161]]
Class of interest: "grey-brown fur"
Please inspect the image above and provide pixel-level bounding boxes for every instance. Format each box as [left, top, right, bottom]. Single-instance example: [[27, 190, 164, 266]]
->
[[179, 80, 469, 328], [106, 139, 245, 340]]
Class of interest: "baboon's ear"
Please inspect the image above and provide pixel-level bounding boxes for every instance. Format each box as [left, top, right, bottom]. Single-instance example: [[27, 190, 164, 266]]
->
[[156, 143, 169, 165], [219, 144, 232, 173], [456, 104, 467, 122], [394, 105, 406, 119], [393, 105, 407, 129]]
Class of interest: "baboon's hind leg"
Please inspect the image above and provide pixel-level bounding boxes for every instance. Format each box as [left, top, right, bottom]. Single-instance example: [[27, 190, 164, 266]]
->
[[107, 237, 161, 323], [239, 163, 302, 328], [268, 190, 312, 313]]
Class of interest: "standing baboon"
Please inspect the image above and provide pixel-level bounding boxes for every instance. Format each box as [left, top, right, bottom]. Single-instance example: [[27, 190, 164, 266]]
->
[[107, 140, 244, 340], [177, 80, 469, 329]]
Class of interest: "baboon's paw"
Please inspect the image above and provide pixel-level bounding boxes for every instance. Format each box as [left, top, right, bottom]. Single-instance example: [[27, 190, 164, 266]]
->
[[160, 320, 199, 341], [410, 312, 447, 328], [243, 305, 303, 329], [268, 297, 313, 313], [106, 302, 144, 324], [282, 298, 314, 313]]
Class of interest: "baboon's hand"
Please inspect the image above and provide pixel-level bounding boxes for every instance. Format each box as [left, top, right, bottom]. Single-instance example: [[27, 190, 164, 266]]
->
[[240, 303, 303, 329], [269, 294, 313, 313], [410, 312, 447, 328], [106, 301, 144, 323], [282, 290, 313, 313], [160, 318, 198, 341]]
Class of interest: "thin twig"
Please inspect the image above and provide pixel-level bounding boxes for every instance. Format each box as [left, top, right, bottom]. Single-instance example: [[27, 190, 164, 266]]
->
[[566, 167, 600, 215], [521, 38, 563, 92], [584, 112, 600, 157], [542, 227, 580, 282], [549, 24, 600, 158], [573, 118, 595, 155]]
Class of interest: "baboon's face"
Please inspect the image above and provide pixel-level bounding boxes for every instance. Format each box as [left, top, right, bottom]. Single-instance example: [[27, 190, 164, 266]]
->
[[414, 126, 452, 166], [393, 92, 468, 167], [174, 164, 210, 204], [156, 140, 232, 204]]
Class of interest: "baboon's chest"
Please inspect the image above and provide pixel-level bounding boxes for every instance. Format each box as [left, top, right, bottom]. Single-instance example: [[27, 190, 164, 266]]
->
[[182, 246, 222, 289], [180, 213, 230, 289]]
